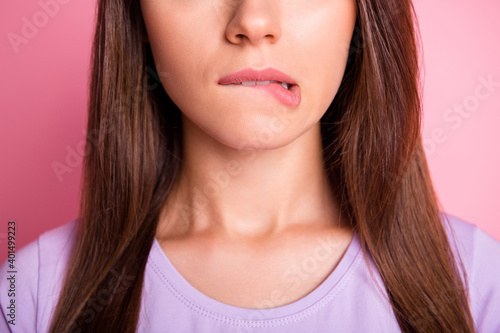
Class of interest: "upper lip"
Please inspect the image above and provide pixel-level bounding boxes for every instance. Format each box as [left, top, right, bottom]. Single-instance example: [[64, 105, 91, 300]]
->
[[218, 68, 297, 86]]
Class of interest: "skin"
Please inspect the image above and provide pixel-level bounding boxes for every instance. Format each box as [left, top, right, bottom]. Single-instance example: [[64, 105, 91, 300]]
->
[[140, 0, 358, 308]]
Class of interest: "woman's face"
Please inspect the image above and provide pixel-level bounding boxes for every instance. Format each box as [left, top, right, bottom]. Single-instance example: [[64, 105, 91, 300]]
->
[[140, 0, 357, 150]]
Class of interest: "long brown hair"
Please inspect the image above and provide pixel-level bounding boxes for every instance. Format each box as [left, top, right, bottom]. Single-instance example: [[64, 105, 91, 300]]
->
[[49, 0, 476, 331]]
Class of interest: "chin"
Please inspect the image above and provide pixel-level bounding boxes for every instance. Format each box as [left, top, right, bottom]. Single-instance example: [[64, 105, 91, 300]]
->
[[211, 126, 299, 152], [183, 108, 312, 152]]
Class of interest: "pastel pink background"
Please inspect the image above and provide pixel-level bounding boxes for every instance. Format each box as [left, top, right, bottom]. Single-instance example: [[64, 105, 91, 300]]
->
[[1, 0, 499, 263]]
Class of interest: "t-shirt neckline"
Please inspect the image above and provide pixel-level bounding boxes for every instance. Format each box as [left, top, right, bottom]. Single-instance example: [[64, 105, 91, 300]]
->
[[149, 230, 362, 324]]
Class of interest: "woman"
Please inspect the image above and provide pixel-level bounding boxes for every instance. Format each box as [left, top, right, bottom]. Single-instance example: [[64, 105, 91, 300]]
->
[[1, 0, 499, 332]]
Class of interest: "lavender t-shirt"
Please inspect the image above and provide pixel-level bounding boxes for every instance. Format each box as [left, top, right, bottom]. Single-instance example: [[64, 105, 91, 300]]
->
[[1, 213, 499, 332]]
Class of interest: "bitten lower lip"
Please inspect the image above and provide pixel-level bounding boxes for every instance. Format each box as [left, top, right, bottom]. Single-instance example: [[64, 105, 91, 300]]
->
[[218, 68, 301, 107]]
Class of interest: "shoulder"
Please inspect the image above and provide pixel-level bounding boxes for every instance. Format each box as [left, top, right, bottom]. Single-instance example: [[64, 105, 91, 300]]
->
[[440, 212, 500, 272], [440, 212, 500, 332], [0, 220, 77, 332]]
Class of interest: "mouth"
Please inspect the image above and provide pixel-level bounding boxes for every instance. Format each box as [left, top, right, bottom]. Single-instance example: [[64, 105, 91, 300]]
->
[[218, 67, 297, 86], [231, 80, 293, 90], [218, 67, 301, 107]]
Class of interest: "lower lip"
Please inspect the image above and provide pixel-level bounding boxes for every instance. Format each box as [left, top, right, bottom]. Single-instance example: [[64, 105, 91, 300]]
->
[[225, 82, 301, 107]]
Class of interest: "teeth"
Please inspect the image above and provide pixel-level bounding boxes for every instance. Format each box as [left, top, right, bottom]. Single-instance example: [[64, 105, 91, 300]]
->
[[237, 80, 291, 90]]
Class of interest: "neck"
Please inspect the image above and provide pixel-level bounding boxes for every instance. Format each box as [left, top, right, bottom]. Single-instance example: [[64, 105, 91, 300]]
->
[[157, 116, 346, 241]]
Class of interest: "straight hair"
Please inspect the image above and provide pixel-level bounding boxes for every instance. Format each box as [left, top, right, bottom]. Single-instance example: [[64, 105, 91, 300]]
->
[[49, 0, 476, 331]]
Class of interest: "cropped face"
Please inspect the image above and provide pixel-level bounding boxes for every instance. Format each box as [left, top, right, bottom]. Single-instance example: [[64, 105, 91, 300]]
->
[[140, 0, 357, 150]]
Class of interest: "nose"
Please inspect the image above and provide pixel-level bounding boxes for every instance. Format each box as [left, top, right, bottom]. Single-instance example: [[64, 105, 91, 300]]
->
[[225, 0, 282, 46]]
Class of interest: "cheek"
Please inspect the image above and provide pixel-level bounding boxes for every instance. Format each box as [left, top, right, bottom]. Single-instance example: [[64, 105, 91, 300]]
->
[[141, 6, 209, 99], [315, 27, 352, 98], [294, 8, 356, 113]]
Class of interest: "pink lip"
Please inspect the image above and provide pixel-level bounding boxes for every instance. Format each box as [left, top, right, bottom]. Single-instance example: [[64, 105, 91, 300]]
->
[[218, 68, 301, 107]]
